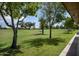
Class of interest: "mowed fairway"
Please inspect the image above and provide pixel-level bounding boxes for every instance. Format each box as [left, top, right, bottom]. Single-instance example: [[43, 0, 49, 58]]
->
[[0, 29, 78, 56]]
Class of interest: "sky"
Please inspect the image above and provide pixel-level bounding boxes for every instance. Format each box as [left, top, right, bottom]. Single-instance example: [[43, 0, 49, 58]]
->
[[0, 16, 40, 28], [64, 11, 71, 18], [23, 16, 40, 28], [0, 9, 70, 28], [0, 8, 45, 28]]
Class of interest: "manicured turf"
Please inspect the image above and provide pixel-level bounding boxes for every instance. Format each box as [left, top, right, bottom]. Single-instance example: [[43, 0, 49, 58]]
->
[[0, 29, 78, 56]]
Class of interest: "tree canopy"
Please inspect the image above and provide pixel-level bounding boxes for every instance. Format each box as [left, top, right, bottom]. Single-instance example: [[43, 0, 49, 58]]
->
[[0, 2, 39, 49]]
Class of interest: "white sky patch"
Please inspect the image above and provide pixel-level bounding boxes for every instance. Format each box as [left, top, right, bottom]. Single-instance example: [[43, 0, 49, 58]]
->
[[64, 11, 71, 18], [0, 15, 40, 28], [23, 16, 40, 28], [0, 11, 71, 28], [36, 8, 46, 20], [53, 20, 65, 27], [19, 16, 24, 21], [0, 16, 11, 28]]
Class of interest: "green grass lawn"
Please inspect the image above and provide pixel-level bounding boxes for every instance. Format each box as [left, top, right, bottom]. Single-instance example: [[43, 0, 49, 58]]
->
[[0, 29, 78, 56]]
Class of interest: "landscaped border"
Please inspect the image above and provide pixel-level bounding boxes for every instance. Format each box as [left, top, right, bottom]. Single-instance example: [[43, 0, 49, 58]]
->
[[59, 33, 78, 56]]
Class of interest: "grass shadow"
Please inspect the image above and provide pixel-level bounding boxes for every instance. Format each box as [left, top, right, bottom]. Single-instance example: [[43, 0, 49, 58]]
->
[[0, 45, 22, 56], [63, 29, 73, 34], [0, 43, 6, 48], [77, 32, 79, 35], [34, 33, 47, 35], [22, 38, 65, 48], [63, 31, 73, 34]]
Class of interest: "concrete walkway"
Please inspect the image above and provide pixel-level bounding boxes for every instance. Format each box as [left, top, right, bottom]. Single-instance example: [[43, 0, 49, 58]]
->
[[59, 33, 79, 56]]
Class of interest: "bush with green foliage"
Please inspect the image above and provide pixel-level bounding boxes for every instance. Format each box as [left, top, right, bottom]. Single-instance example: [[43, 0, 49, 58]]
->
[[64, 17, 74, 29], [73, 24, 79, 29], [25, 22, 35, 29], [64, 17, 74, 33]]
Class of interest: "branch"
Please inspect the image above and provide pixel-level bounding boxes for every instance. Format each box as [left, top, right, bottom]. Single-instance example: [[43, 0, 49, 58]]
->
[[9, 9, 15, 28], [16, 15, 25, 28], [0, 10, 12, 27], [21, 17, 25, 22], [0, 3, 12, 27]]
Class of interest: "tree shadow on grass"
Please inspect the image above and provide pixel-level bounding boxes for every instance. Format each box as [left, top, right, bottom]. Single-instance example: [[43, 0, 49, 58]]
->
[[22, 38, 65, 48], [0, 45, 22, 56], [63, 32, 72, 34], [0, 43, 6, 48], [63, 30, 73, 34], [34, 33, 47, 35]]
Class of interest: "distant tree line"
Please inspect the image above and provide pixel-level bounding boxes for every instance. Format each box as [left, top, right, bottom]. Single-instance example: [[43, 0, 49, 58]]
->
[[18, 21, 35, 29]]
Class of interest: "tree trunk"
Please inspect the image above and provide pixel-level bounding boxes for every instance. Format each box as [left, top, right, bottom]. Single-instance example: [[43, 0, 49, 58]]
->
[[11, 28, 17, 49], [49, 24, 52, 39], [42, 27, 44, 35]]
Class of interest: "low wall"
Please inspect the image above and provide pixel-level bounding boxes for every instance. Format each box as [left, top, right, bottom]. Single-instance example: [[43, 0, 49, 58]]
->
[[59, 34, 79, 56]]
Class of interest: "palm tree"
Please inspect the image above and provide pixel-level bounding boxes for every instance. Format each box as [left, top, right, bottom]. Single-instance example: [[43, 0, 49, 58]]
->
[[39, 19, 46, 35], [41, 2, 65, 39]]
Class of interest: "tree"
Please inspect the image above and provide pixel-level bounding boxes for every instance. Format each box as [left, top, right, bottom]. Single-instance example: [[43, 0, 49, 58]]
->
[[32, 23, 35, 29], [41, 2, 65, 39], [0, 25, 1, 29], [0, 3, 23, 49], [0, 2, 38, 49], [39, 19, 46, 35], [25, 22, 35, 29], [19, 21, 35, 29], [18, 21, 26, 29], [36, 3, 47, 35]]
